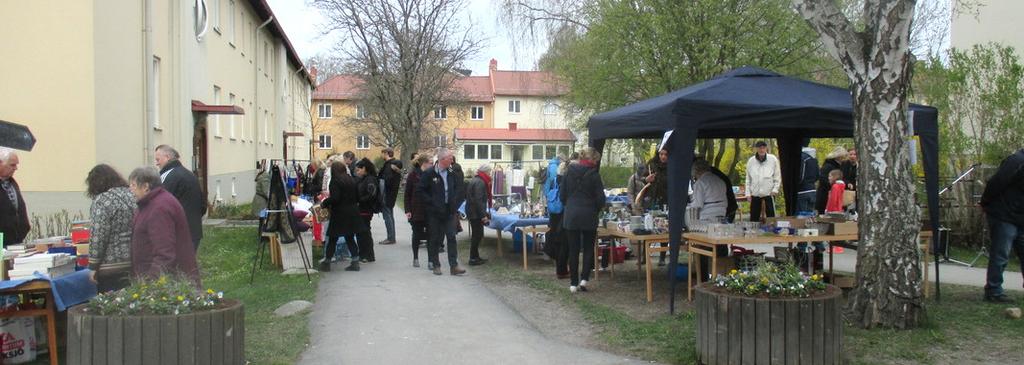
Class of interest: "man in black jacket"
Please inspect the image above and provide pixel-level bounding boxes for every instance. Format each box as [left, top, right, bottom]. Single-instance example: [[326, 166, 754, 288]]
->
[[980, 149, 1024, 303], [0, 148, 30, 246], [155, 145, 207, 250], [417, 148, 466, 276], [797, 147, 819, 213], [378, 148, 403, 245]]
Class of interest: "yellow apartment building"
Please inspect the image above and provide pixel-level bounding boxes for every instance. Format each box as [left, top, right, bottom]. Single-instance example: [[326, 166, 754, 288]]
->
[[0, 0, 314, 221]]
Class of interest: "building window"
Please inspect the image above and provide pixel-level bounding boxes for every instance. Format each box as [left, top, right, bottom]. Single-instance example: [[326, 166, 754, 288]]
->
[[213, 86, 222, 137], [434, 135, 447, 147], [471, 106, 484, 120], [211, 0, 221, 33], [545, 145, 557, 159], [152, 56, 160, 129], [464, 145, 475, 160], [477, 145, 489, 159], [318, 134, 332, 149], [356, 104, 367, 119], [229, 93, 236, 139], [491, 145, 502, 160], [532, 145, 543, 160], [318, 104, 332, 118], [228, 0, 235, 46], [543, 101, 558, 115], [357, 134, 370, 149], [508, 100, 521, 113], [558, 145, 570, 157], [433, 105, 447, 120]]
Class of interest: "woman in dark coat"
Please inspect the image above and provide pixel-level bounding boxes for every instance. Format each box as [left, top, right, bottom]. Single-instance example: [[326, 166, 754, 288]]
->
[[560, 147, 606, 293], [404, 154, 431, 267], [815, 147, 848, 214], [322, 161, 366, 272], [354, 158, 379, 263]]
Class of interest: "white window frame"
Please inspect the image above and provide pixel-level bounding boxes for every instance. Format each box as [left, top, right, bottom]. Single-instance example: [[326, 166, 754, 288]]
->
[[228, 0, 235, 47], [508, 100, 521, 113], [318, 104, 332, 119], [357, 134, 370, 150], [213, 85, 222, 137], [433, 105, 447, 120], [211, 0, 221, 34], [318, 134, 332, 149], [464, 144, 475, 160], [471, 105, 484, 120], [152, 56, 161, 129], [532, 145, 544, 160], [356, 104, 367, 119], [543, 101, 558, 115], [228, 93, 236, 139], [490, 145, 502, 160], [477, 144, 489, 159], [435, 135, 447, 147]]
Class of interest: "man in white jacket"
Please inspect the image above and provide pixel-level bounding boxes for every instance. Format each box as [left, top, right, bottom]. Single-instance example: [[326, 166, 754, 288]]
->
[[745, 141, 781, 221]]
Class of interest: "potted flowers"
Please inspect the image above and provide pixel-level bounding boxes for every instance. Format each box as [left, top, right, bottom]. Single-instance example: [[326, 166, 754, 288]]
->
[[694, 261, 842, 365], [67, 275, 244, 364]]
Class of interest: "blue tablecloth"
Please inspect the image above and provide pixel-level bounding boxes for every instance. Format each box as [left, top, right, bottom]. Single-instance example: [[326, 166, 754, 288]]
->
[[606, 195, 631, 205], [488, 211, 549, 233], [0, 270, 98, 311]]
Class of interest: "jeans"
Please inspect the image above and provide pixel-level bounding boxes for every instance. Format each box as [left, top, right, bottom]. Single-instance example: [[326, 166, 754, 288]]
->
[[985, 215, 1024, 296], [469, 218, 484, 260], [333, 236, 351, 261], [381, 204, 396, 242], [565, 229, 596, 286], [796, 192, 816, 213], [326, 234, 360, 264], [428, 214, 460, 268]]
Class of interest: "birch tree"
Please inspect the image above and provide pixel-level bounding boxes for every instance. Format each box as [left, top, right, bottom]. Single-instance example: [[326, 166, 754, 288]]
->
[[793, 0, 923, 329]]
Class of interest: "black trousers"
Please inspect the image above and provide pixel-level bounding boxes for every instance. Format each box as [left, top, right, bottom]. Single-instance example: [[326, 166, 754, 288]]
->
[[749, 195, 776, 222], [427, 214, 460, 268], [469, 218, 484, 260], [410, 220, 427, 260], [565, 229, 596, 286], [326, 233, 362, 262], [359, 215, 376, 261], [545, 213, 569, 275]]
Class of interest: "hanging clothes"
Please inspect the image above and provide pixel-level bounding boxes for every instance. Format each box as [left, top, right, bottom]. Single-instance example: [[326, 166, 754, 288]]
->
[[265, 164, 298, 243]]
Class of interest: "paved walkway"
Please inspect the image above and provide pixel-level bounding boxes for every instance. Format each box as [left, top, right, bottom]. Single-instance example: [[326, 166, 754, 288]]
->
[[298, 217, 643, 365]]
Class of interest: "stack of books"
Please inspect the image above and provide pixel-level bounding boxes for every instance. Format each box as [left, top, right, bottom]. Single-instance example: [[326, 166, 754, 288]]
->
[[9, 253, 75, 280], [4, 244, 28, 259]]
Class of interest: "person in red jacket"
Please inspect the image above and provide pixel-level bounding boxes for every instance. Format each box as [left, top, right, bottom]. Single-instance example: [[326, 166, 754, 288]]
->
[[824, 169, 846, 213], [128, 166, 201, 288]]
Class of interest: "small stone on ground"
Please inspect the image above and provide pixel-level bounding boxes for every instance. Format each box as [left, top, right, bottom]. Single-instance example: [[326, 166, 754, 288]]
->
[[1005, 307, 1021, 319], [274, 300, 313, 317]]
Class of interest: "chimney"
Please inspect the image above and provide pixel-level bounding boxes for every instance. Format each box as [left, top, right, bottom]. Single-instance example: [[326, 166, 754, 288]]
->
[[508, 123, 517, 131], [489, 59, 498, 72]]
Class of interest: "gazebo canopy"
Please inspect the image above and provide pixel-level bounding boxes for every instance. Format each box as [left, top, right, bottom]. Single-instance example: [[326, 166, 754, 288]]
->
[[587, 66, 940, 312]]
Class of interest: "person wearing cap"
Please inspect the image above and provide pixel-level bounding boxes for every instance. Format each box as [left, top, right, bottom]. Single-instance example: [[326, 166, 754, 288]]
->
[[745, 141, 781, 221]]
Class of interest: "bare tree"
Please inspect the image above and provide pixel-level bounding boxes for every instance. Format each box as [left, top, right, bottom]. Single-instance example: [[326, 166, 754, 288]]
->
[[794, 0, 923, 329], [313, 0, 483, 160], [305, 53, 348, 85]]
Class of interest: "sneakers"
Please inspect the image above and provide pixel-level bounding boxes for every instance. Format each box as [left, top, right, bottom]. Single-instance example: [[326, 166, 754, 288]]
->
[[344, 261, 360, 271], [569, 286, 578, 293], [450, 266, 467, 276], [984, 294, 1015, 304], [468, 258, 488, 266], [413, 259, 420, 268], [579, 280, 589, 292], [432, 267, 443, 275], [378, 239, 396, 245]]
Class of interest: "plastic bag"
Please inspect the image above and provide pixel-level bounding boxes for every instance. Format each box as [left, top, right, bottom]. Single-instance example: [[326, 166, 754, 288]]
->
[[0, 317, 37, 364]]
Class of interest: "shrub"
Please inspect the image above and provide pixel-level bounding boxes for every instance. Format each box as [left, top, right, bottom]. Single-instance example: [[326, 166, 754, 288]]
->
[[714, 259, 826, 297], [600, 166, 633, 188], [85, 275, 224, 316]]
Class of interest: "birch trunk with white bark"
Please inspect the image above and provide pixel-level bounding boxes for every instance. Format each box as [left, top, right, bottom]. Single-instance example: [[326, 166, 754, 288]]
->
[[794, 0, 924, 329]]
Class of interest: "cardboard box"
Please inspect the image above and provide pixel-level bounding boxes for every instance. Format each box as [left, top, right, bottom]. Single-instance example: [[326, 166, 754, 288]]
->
[[765, 217, 807, 228], [827, 273, 856, 288], [830, 221, 858, 235]]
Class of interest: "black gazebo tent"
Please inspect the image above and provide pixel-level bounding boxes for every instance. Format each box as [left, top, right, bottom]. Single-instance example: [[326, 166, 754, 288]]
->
[[588, 67, 940, 312]]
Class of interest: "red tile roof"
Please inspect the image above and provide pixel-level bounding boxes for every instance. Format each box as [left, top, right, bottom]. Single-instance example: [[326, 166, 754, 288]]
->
[[490, 70, 567, 96], [455, 128, 575, 142], [313, 75, 364, 100], [454, 76, 494, 102]]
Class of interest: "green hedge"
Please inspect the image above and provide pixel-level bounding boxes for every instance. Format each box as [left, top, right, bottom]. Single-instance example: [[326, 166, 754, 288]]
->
[[600, 166, 634, 188]]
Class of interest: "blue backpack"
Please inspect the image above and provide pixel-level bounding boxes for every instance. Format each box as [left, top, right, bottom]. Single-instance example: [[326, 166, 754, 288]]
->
[[545, 158, 564, 214]]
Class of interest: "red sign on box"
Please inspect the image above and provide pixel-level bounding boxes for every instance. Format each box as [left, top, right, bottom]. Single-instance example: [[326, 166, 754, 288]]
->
[[70, 229, 90, 244]]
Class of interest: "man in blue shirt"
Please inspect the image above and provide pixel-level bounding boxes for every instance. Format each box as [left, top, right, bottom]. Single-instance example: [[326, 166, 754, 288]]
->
[[417, 148, 467, 276]]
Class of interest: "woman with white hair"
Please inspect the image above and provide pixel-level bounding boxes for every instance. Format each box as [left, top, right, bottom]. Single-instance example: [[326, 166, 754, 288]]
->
[[815, 146, 848, 214], [465, 163, 493, 265]]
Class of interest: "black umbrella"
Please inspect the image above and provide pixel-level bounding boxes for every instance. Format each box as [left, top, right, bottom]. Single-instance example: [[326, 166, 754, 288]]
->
[[0, 120, 36, 151]]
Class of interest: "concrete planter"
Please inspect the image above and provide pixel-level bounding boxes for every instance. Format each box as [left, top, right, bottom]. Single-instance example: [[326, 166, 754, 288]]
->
[[695, 283, 843, 365], [67, 299, 244, 365]]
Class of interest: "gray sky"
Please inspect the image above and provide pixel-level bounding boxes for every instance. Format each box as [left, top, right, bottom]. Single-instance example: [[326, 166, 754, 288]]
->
[[266, 0, 547, 76]]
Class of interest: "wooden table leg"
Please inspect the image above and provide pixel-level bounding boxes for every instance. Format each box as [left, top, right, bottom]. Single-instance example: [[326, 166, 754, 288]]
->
[[521, 229, 528, 270], [610, 239, 616, 278], [646, 243, 654, 303], [688, 246, 693, 302], [44, 291, 59, 365], [593, 240, 600, 280]]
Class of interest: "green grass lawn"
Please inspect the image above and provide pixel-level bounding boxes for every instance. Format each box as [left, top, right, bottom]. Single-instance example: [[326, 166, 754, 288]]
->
[[479, 250, 1024, 365], [945, 245, 1021, 273], [199, 226, 320, 364]]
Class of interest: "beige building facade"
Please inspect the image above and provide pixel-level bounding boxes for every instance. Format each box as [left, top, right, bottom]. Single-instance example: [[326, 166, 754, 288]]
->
[[951, 0, 1024, 56], [0, 0, 314, 219]]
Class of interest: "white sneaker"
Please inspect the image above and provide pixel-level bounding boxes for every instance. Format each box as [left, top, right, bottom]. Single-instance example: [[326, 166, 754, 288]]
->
[[579, 280, 589, 289], [570, 286, 578, 293]]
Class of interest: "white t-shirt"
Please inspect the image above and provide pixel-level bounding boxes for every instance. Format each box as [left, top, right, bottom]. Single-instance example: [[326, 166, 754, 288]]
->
[[692, 172, 728, 220]]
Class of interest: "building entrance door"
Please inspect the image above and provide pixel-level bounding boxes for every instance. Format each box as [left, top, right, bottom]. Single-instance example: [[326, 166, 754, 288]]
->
[[192, 115, 210, 206], [511, 145, 524, 168]]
